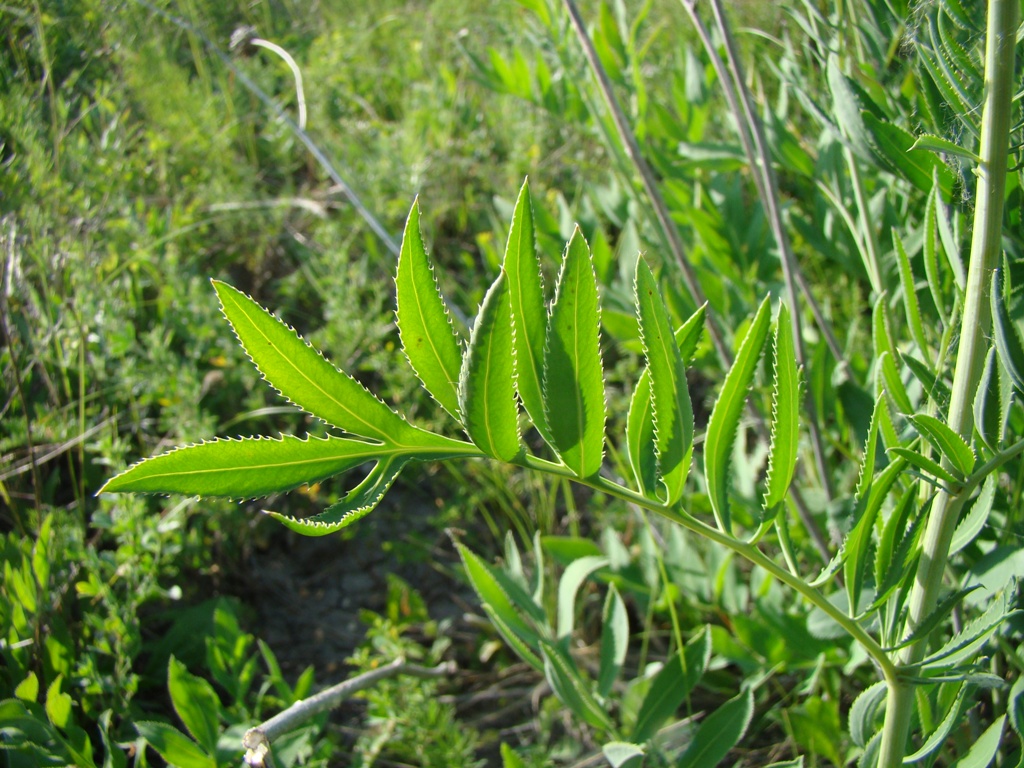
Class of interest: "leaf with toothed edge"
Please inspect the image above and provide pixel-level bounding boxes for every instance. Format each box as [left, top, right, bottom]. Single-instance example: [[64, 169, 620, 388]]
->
[[213, 281, 436, 446], [627, 305, 705, 500], [503, 180, 553, 445], [764, 302, 800, 510], [266, 455, 410, 536], [634, 257, 692, 505], [459, 270, 522, 462], [543, 228, 606, 479], [396, 201, 465, 421], [99, 435, 396, 498], [704, 296, 772, 534]]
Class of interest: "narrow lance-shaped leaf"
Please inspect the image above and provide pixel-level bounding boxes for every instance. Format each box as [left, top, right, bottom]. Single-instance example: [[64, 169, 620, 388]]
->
[[543, 228, 606, 478], [764, 302, 800, 510], [627, 306, 705, 499], [503, 180, 553, 444], [908, 412, 975, 477], [100, 435, 399, 499], [459, 271, 522, 461], [212, 281, 421, 445], [704, 296, 772, 534], [675, 688, 755, 768], [892, 230, 929, 354], [267, 455, 410, 537], [634, 258, 693, 504], [992, 263, 1024, 394], [396, 201, 464, 421], [598, 584, 628, 698]]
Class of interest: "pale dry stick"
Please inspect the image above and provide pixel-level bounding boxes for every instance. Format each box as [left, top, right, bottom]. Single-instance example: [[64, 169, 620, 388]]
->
[[242, 658, 456, 768], [248, 36, 307, 131]]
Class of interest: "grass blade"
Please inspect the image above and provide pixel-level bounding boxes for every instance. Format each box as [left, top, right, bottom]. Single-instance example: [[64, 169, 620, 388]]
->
[[704, 296, 772, 534], [396, 201, 464, 420], [992, 263, 1024, 393], [543, 228, 606, 478], [459, 271, 522, 461]]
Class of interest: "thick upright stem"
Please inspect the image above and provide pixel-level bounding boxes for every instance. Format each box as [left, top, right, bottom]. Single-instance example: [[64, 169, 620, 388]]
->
[[877, 1, 1018, 765]]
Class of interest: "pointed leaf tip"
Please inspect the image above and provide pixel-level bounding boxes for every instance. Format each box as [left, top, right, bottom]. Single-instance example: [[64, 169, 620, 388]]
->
[[396, 201, 465, 421], [543, 228, 606, 478]]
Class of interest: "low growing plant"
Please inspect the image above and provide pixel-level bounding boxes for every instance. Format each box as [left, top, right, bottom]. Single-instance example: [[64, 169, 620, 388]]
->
[[102, 159, 1024, 768]]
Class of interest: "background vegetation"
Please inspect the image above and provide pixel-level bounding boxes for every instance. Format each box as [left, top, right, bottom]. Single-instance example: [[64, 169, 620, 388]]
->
[[2, 0, 1022, 766]]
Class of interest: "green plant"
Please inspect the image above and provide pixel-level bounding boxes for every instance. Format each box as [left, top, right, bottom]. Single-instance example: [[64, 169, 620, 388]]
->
[[101, 167, 1024, 765]]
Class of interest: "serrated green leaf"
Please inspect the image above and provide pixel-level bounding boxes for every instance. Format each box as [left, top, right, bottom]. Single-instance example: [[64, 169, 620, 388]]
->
[[627, 306, 705, 500], [992, 264, 1024, 394], [598, 585, 629, 698], [903, 683, 971, 763], [909, 133, 981, 162], [483, 603, 544, 672], [862, 111, 956, 199], [634, 258, 693, 504], [267, 455, 410, 535], [1009, 675, 1024, 739], [632, 627, 710, 742], [892, 231, 929, 354], [101, 435, 398, 498], [557, 556, 610, 639], [923, 189, 947, 322], [167, 657, 220, 755], [627, 371, 659, 498], [902, 352, 950, 411], [764, 303, 800, 509], [849, 681, 887, 748], [675, 688, 754, 768], [872, 487, 919, 604], [543, 228, 606, 478], [705, 296, 772, 534], [974, 347, 1002, 451], [211, 280, 419, 445], [950, 474, 996, 555], [135, 721, 215, 768], [887, 586, 981, 652], [909, 413, 975, 477], [459, 271, 522, 461], [503, 180, 553, 443], [888, 447, 962, 487], [540, 639, 614, 732], [396, 201, 464, 420], [934, 183, 966, 289], [922, 588, 1019, 670], [856, 393, 885, 502]]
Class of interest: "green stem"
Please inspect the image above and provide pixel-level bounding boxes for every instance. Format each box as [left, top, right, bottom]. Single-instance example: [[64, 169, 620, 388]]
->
[[878, 1, 1018, 765], [521, 454, 898, 680]]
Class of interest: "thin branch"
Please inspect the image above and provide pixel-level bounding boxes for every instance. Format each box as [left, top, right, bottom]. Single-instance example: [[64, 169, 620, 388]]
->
[[243, 658, 456, 768]]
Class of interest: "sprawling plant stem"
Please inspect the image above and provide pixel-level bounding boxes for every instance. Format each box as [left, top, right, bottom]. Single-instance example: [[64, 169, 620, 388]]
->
[[521, 454, 899, 681], [876, 0, 1018, 764]]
